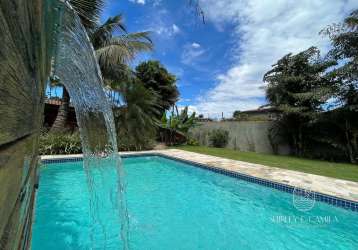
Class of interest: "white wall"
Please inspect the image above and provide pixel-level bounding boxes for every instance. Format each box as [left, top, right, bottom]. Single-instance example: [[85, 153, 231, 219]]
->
[[190, 121, 290, 155]]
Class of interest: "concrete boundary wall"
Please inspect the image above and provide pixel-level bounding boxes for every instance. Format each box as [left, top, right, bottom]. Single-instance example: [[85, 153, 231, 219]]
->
[[190, 121, 290, 155]]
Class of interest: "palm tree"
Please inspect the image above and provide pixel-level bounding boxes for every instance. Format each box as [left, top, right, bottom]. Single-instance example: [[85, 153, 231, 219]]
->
[[114, 80, 162, 150], [91, 15, 153, 79], [51, 6, 153, 132]]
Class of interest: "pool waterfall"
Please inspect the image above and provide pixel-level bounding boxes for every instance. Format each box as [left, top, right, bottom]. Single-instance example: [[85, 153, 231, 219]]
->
[[52, 1, 129, 249]]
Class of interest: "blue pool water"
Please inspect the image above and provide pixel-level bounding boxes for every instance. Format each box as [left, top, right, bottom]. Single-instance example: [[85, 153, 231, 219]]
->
[[32, 156, 358, 250]]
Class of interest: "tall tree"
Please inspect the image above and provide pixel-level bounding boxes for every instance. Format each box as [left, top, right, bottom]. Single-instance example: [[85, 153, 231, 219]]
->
[[322, 9, 358, 108], [320, 9, 358, 163], [264, 47, 336, 156], [135, 60, 179, 115]]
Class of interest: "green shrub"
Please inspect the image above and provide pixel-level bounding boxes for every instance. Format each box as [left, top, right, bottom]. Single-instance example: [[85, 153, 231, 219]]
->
[[117, 131, 156, 151], [209, 129, 229, 148], [39, 129, 156, 154], [186, 137, 199, 146], [39, 132, 82, 155]]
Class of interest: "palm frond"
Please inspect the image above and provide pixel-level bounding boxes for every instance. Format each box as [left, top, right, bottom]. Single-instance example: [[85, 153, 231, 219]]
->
[[90, 15, 127, 48], [122, 31, 153, 43], [96, 44, 134, 67], [96, 32, 153, 66], [101, 63, 134, 85], [69, 0, 105, 31], [106, 32, 153, 52]]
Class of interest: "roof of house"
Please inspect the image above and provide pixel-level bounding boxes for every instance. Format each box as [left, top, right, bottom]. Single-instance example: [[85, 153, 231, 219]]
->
[[239, 106, 280, 115]]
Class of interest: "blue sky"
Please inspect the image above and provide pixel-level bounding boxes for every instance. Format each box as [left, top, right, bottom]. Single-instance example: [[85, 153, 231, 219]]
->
[[101, 0, 357, 118]]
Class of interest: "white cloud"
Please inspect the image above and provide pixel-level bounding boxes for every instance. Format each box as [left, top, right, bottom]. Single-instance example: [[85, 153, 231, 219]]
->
[[172, 24, 180, 34], [181, 43, 205, 65], [155, 23, 181, 37], [191, 42, 201, 48], [153, 0, 162, 7], [129, 0, 146, 4], [192, 0, 358, 118]]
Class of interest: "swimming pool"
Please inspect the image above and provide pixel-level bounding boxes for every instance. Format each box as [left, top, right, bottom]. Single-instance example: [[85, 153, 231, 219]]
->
[[32, 155, 358, 249]]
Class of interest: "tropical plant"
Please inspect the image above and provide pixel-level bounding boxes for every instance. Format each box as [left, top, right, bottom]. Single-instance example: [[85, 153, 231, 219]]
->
[[113, 80, 162, 151], [186, 137, 199, 146], [209, 129, 229, 148], [136, 61, 179, 115], [160, 106, 197, 145], [51, 6, 153, 132], [264, 47, 336, 156], [91, 15, 153, 70], [69, 0, 104, 31], [39, 132, 82, 155]]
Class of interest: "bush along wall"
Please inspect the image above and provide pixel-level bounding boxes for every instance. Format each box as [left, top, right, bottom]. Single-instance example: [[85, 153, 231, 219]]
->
[[39, 132, 82, 155], [189, 121, 291, 154], [39, 130, 157, 155], [209, 129, 229, 148]]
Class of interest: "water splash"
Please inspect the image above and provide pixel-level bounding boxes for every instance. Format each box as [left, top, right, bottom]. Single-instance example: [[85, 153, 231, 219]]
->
[[52, 1, 129, 249]]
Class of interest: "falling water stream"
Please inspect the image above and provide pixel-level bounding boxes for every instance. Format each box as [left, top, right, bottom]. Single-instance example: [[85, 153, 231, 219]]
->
[[52, 1, 129, 249]]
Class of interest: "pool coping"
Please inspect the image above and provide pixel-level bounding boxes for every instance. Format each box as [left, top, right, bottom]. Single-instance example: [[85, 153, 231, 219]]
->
[[41, 149, 358, 212]]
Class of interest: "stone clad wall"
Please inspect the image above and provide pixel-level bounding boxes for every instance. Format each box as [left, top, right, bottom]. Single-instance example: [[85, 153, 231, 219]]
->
[[190, 121, 291, 155], [0, 0, 54, 249]]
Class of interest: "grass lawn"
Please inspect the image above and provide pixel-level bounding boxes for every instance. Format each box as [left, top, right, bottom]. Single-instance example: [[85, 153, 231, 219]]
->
[[173, 145, 358, 182]]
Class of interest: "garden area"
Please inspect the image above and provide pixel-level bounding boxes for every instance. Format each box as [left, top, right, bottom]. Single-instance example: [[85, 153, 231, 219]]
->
[[1, 1, 358, 250], [42, 7, 358, 171]]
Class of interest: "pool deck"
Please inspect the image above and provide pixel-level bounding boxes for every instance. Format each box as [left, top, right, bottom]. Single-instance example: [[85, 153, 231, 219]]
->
[[41, 149, 358, 203]]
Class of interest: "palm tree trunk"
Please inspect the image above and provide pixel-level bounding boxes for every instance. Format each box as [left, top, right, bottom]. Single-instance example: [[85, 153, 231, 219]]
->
[[51, 87, 70, 132]]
